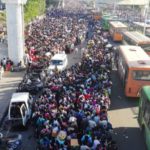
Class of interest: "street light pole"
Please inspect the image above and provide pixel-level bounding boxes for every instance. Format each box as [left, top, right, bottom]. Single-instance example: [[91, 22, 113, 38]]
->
[[144, 0, 150, 35], [113, 0, 117, 14]]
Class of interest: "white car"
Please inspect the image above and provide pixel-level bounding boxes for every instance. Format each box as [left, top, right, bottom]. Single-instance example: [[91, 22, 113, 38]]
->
[[48, 53, 68, 74], [8, 92, 33, 128]]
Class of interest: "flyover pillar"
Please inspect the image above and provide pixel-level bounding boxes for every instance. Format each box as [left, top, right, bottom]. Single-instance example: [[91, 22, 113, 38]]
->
[[2, 0, 27, 64]]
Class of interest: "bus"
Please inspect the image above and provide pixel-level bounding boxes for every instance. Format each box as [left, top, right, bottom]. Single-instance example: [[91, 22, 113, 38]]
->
[[109, 21, 128, 42], [102, 15, 118, 31], [123, 31, 150, 55], [116, 45, 150, 97], [89, 9, 102, 21], [133, 22, 150, 35], [138, 86, 150, 150]]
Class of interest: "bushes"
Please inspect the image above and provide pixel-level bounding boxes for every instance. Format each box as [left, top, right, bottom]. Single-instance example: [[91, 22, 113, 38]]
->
[[24, 0, 46, 23]]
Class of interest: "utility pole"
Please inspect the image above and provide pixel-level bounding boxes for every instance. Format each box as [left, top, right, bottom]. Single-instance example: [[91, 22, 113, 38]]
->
[[144, 0, 150, 35], [113, 0, 117, 14], [62, 0, 65, 9], [93, 0, 96, 9]]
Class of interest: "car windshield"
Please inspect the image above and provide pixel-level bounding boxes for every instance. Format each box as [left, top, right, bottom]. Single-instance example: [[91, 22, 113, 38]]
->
[[51, 60, 63, 65], [10, 102, 26, 118]]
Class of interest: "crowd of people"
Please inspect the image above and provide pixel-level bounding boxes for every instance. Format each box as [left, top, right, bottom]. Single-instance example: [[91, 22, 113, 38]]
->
[[115, 7, 144, 22], [25, 9, 88, 63], [23, 8, 117, 150]]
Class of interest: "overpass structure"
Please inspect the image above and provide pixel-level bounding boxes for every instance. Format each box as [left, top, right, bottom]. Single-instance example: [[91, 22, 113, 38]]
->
[[2, 0, 27, 64], [1, 0, 97, 64]]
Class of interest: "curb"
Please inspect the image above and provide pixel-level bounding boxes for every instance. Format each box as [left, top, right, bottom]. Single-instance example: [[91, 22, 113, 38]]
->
[[0, 105, 9, 128]]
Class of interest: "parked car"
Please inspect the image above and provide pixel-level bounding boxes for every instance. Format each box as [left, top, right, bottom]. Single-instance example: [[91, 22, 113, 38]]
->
[[8, 92, 33, 128]]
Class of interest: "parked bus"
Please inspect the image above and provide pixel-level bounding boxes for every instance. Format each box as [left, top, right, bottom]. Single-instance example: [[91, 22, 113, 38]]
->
[[102, 15, 118, 31], [116, 45, 150, 97], [138, 86, 150, 150], [133, 22, 150, 35], [109, 21, 128, 42], [123, 31, 150, 55]]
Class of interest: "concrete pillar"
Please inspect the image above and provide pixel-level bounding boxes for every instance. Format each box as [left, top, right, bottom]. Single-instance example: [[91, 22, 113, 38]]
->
[[2, 0, 27, 64]]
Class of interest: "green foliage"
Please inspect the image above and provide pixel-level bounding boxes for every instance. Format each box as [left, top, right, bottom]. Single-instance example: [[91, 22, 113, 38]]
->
[[0, 11, 6, 26], [24, 0, 46, 23]]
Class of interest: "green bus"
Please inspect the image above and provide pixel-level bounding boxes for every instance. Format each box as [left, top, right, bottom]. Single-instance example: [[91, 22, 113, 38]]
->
[[102, 15, 119, 31], [138, 86, 150, 150], [102, 16, 111, 31]]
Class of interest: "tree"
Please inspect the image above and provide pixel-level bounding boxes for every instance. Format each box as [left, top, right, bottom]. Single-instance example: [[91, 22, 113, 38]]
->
[[24, 0, 46, 23]]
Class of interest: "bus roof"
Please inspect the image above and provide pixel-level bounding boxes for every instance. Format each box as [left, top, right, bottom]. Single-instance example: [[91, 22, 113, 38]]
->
[[123, 31, 150, 45], [110, 21, 127, 28], [142, 86, 150, 101], [119, 45, 150, 68], [133, 22, 150, 28]]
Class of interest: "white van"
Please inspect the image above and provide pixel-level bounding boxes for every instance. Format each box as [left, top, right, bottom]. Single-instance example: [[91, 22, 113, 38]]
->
[[8, 92, 33, 127], [48, 53, 68, 75]]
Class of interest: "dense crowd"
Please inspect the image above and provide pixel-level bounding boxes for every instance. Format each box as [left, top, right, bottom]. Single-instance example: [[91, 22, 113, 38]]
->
[[25, 9, 88, 64], [116, 8, 144, 22], [24, 8, 118, 150]]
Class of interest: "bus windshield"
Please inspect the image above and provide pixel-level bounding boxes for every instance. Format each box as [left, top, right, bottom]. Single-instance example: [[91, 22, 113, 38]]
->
[[133, 70, 150, 81]]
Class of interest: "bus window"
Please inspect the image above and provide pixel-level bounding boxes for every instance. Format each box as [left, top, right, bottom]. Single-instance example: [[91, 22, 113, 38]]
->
[[132, 71, 150, 81]]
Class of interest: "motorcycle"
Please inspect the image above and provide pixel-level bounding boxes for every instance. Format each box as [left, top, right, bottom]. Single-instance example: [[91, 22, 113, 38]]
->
[[0, 133, 22, 150]]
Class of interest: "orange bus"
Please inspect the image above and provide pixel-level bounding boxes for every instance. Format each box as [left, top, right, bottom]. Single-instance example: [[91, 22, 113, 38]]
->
[[116, 45, 150, 97], [123, 31, 150, 55], [109, 21, 128, 42]]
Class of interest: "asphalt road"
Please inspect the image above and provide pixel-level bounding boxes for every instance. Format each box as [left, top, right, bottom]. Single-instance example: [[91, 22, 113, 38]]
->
[[108, 67, 147, 150], [0, 43, 84, 150], [0, 40, 147, 150]]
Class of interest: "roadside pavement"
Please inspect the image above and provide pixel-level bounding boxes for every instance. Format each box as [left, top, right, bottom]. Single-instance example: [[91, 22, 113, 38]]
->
[[0, 71, 24, 126], [0, 41, 24, 126]]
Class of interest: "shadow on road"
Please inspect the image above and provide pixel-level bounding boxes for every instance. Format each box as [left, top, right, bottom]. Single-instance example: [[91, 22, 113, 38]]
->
[[110, 70, 139, 111], [112, 127, 147, 150]]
